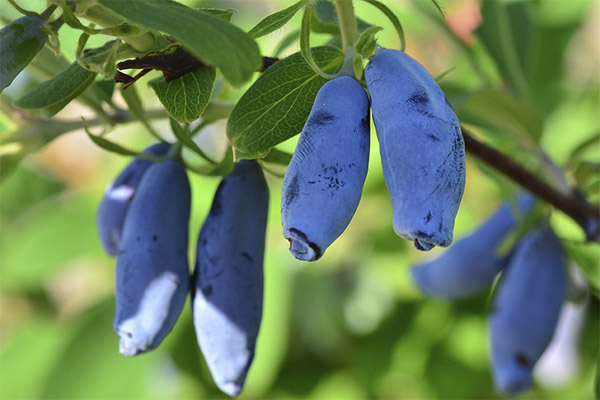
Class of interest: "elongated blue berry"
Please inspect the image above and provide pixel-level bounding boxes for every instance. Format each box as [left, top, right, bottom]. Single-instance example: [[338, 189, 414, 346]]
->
[[192, 160, 269, 397], [489, 228, 566, 395], [281, 76, 370, 261], [97, 143, 170, 255], [114, 159, 190, 356], [365, 49, 465, 251], [411, 193, 536, 299]]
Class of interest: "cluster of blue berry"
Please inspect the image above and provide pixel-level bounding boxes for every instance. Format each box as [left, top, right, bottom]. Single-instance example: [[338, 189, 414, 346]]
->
[[412, 194, 567, 394], [282, 48, 466, 260], [97, 154, 268, 397]]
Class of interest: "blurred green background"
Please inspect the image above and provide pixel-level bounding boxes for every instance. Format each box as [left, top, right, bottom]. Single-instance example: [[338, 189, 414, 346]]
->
[[1, 0, 598, 399]]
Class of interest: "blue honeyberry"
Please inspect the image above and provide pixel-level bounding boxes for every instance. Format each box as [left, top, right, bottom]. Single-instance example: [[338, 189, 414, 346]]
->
[[97, 142, 170, 255], [365, 49, 465, 251], [281, 76, 370, 261], [113, 159, 191, 356], [192, 160, 269, 397], [411, 193, 536, 299], [489, 228, 566, 395]]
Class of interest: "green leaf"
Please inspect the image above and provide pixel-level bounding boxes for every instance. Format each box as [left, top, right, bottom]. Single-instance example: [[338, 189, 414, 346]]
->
[[98, 0, 261, 86], [563, 241, 600, 292], [457, 87, 544, 142], [249, 0, 308, 38], [227, 46, 344, 157], [149, 66, 216, 123], [120, 84, 161, 140], [169, 117, 215, 163], [0, 144, 25, 181], [12, 40, 119, 117], [0, 15, 48, 93], [199, 7, 236, 21], [12, 61, 96, 117], [355, 25, 382, 57], [477, 1, 532, 98]]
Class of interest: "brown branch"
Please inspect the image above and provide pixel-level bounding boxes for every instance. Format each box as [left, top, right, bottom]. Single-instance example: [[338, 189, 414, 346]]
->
[[461, 125, 600, 242]]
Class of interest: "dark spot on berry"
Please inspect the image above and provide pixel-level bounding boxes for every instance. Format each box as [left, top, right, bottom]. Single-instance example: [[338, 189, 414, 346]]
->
[[516, 352, 530, 367], [209, 181, 226, 217], [407, 90, 429, 106], [424, 211, 432, 223], [241, 252, 253, 262], [361, 117, 369, 131], [284, 175, 300, 207], [427, 133, 441, 142], [308, 110, 336, 126], [152, 235, 158, 242], [202, 285, 213, 297]]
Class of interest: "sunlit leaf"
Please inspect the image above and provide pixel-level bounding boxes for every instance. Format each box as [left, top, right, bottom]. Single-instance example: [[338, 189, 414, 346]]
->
[[227, 46, 344, 157]]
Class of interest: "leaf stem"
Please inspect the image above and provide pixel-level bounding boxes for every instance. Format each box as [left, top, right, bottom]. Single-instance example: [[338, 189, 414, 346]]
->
[[334, 0, 359, 51], [461, 125, 599, 242], [300, 2, 337, 80]]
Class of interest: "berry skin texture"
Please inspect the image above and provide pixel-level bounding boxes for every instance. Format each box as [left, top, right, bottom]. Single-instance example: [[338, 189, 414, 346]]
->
[[365, 49, 465, 251], [113, 159, 191, 357], [97, 143, 170, 255], [411, 193, 536, 299], [489, 228, 566, 395], [281, 76, 370, 261], [192, 160, 269, 397]]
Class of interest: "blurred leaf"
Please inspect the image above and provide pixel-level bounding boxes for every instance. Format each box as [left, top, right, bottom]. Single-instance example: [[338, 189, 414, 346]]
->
[[0, 196, 99, 289], [457, 87, 544, 142], [0, 317, 68, 399], [149, 67, 216, 123], [227, 46, 344, 157], [40, 300, 160, 398], [0, 15, 47, 93], [0, 165, 63, 220], [98, 0, 261, 86], [477, 1, 532, 97], [563, 241, 600, 292], [0, 147, 25, 181], [354, 26, 382, 57], [248, 0, 308, 38], [568, 134, 600, 166]]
